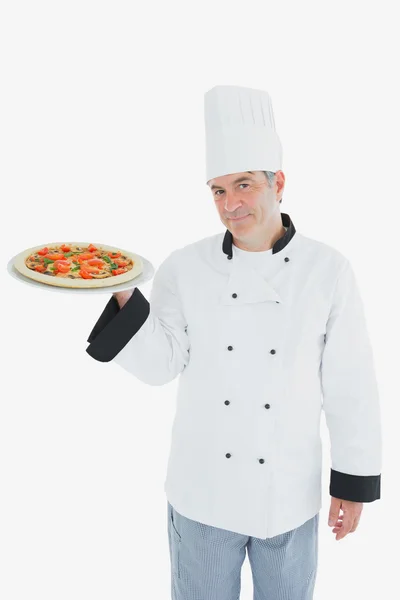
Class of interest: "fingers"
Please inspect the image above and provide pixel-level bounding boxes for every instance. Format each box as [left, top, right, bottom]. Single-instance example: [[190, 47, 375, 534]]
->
[[328, 499, 363, 540], [334, 513, 360, 540], [331, 516, 343, 532]]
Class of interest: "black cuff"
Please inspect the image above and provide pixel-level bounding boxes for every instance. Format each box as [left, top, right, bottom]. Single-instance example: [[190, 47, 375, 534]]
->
[[329, 468, 381, 502], [86, 287, 150, 362]]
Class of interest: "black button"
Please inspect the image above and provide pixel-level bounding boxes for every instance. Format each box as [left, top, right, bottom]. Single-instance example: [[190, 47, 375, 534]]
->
[[232, 293, 237, 298], [228, 345, 233, 351], [284, 257, 290, 262], [270, 349, 276, 354], [226, 453, 231, 458], [276, 301, 279, 303], [224, 400, 230, 405], [227, 255, 232, 260], [264, 404, 270, 409], [259, 458, 265, 464]]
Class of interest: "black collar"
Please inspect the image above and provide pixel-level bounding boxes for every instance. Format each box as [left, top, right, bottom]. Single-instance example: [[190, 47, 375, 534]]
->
[[222, 212, 296, 259]]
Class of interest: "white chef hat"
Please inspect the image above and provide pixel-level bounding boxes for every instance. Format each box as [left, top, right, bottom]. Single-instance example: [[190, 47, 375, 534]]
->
[[204, 85, 283, 183]]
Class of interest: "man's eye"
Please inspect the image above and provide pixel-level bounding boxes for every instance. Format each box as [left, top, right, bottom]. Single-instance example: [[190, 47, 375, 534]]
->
[[215, 183, 248, 196]]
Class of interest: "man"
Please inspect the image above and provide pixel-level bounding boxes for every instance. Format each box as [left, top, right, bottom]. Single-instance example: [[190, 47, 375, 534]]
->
[[86, 85, 382, 600]]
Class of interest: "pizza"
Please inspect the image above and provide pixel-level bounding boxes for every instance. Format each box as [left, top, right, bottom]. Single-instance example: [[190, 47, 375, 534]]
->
[[13, 241, 144, 289]]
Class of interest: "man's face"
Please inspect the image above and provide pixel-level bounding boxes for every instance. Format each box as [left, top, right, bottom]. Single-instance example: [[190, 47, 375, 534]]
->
[[207, 170, 284, 234]]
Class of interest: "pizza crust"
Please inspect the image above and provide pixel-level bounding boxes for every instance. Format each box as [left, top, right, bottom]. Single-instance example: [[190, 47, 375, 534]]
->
[[13, 242, 144, 289]]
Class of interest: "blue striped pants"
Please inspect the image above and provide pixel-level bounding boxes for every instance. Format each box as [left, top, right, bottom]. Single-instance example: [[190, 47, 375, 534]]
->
[[167, 501, 319, 600]]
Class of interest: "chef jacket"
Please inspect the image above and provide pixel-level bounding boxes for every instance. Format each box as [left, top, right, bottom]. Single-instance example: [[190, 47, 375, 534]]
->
[[86, 212, 382, 538]]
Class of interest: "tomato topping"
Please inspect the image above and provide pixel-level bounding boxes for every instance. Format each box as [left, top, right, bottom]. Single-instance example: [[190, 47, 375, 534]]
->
[[108, 251, 121, 259], [80, 263, 102, 274], [76, 254, 94, 264], [34, 264, 47, 272], [45, 253, 66, 260], [60, 244, 71, 252], [53, 260, 71, 273], [88, 244, 98, 252], [77, 252, 94, 261], [37, 247, 49, 255], [86, 258, 104, 267], [112, 268, 127, 276], [114, 259, 129, 267], [79, 269, 93, 279]]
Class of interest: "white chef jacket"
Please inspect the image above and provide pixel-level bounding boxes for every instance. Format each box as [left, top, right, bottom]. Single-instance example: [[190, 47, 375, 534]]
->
[[86, 212, 382, 538]]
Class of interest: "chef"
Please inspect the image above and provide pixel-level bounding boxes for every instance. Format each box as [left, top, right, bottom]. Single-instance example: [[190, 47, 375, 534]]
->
[[86, 85, 382, 599]]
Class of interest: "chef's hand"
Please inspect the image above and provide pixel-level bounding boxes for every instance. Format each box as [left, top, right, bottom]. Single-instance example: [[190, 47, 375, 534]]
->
[[113, 289, 134, 309], [328, 497, 363, 540]]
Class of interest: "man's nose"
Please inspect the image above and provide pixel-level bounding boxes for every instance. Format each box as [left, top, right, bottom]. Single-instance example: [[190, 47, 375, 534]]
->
[[224, 193, 243, 213]]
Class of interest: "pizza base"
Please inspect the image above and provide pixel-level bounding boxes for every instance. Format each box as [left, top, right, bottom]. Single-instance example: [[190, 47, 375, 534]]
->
[[13, 241, 144, 289]]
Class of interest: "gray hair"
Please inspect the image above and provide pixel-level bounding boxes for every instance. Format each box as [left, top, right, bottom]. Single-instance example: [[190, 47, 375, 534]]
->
[[263, 171, 282, 204]]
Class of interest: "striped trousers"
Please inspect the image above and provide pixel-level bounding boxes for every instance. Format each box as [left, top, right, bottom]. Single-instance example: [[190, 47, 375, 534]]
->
[[167, 501, 319, 600]]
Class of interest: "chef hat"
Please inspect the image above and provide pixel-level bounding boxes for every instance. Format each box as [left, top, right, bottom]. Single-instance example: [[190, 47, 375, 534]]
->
[[204, 85, 283, 183]]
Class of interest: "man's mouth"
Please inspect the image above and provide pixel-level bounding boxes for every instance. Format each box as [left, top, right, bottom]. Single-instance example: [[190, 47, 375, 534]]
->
[[230, 214, 250, 221]]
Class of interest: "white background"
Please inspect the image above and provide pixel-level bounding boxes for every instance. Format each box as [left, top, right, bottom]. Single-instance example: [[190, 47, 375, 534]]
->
[[1, 1, 398, 598]]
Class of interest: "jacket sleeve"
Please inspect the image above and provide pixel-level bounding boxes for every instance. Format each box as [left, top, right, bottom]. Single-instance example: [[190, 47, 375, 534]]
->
[[320, 258, 382, 502], [85, 250, 190, 385]]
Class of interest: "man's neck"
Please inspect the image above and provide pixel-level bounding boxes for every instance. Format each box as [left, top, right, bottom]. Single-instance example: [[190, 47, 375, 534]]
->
[[233, 225, 287, 252]]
